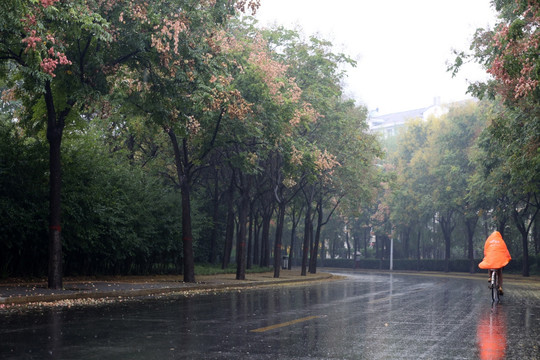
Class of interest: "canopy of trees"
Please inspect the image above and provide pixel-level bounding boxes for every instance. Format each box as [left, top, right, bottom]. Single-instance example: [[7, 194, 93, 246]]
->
[[0, 0, 381, 286]]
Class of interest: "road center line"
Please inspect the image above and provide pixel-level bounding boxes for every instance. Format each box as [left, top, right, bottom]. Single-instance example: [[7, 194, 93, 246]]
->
[[250, 315, 324, 333]]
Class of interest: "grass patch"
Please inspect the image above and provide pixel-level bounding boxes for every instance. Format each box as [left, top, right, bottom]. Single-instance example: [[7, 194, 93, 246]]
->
[[195, 263, 272, 276]]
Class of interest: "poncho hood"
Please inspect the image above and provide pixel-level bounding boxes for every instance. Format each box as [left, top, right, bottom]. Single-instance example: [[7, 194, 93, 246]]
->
[[478, 231, 511, 269]]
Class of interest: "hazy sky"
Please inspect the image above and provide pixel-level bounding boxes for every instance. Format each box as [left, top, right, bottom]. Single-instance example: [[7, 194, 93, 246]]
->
[[254, 0, 498, 114]]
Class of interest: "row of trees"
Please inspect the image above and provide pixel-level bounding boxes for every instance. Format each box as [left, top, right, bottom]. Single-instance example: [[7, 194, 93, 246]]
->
[[376, 100, 538, 274], [373, 0, 539, 276], [0, 1, 381, 287]]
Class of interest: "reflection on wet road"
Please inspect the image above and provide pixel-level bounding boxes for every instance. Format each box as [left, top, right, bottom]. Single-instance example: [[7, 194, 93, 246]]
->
[[1, 270, 539, 359], [477, 305, 507, 360]]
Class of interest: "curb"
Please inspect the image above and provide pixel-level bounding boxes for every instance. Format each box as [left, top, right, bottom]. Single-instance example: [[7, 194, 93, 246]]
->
[[0, 272, 335, 306]]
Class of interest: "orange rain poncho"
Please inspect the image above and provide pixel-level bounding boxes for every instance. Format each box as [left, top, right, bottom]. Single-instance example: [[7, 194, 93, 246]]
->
[[478, 231, 511, 270]]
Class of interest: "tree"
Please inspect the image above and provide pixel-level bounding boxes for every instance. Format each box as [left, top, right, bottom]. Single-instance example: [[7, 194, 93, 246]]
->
[[452, 2, 539, 276], [260, 27, 380, 275], [389, 118, 429, 260], [436, 102, 486, 271], [0, 0, 148, 288], [107, 1, 260, 282]]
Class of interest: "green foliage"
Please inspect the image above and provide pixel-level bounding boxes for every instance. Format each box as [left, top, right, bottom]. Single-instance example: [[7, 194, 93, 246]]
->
[[61, 134, 184, 275], [0, 118, 49, 277], [0, 115, 186, 277]]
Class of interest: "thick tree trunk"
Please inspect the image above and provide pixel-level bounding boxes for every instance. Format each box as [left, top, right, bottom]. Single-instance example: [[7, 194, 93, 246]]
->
[[167, 129, 195, 282], [47, 125, 63, 289], [45, 81, 66, 290]]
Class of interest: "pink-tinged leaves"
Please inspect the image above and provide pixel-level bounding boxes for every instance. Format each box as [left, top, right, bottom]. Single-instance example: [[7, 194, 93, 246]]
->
[[487, 4, 540, 101]]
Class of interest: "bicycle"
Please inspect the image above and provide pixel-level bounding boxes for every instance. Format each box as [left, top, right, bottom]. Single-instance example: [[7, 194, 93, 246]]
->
[[489, 269, 501, 303]]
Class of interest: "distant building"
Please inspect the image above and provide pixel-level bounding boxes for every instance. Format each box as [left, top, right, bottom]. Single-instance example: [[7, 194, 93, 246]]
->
[[368, 98, 449, 138]]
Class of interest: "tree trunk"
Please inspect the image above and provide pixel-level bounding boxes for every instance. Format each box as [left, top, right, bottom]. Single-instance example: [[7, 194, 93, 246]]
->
[[363, 227, 368, 258], [247, 201, 254, 270], [167, 129, 195, 282], [345, 231, 351, 260], [497, 218, 507, 239], [375, 235, 380, 260], [512, 207, 532, 277], [465, 216, 478, 274], [439, 212, 455, 273], [416, 228, 421, 271], [180, 181, 195, 282], [533, 216, 539, 256], [252, 211, 260, 266], [45, 81, 68, 290], [319, 237, 325, 266], [403, 227, 411, 259], [260, 209, 273, 267], [309, 201, 323, 274], [353, 230, 359, 261], [288, 211, 299, 270], [236, 176, 250, 280], [209, 174, 220, 264], [301, 203, 312, 276], [273, 199, 286, 278], [222, 180, 235, 269], [520, 229, 529, 277], [47, 118, 63, 290]]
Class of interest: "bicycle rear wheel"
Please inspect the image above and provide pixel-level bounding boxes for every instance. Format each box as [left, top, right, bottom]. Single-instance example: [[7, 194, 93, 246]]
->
[[491, 271, 500, 303]]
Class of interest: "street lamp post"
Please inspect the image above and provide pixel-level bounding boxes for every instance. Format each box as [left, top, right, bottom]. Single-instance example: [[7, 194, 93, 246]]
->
[[390, 237, 394, 271]]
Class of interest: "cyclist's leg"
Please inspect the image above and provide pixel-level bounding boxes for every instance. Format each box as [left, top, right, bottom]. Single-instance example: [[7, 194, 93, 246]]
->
[[497, 268, 504, 295]]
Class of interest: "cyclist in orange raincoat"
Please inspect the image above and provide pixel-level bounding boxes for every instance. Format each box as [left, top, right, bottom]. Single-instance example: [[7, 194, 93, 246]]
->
[[478, 231, 511, 295]]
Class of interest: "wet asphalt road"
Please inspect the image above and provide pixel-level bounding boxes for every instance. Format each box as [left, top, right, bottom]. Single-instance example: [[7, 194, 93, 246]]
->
[[1, 270, 539, 359]]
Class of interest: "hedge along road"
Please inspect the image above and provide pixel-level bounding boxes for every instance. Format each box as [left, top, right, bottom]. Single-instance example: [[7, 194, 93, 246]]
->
[[1, 269, 539, 359]]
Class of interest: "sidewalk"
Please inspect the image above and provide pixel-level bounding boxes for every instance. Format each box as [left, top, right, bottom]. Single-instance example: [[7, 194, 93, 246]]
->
[[0, 270, 336, 308]]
